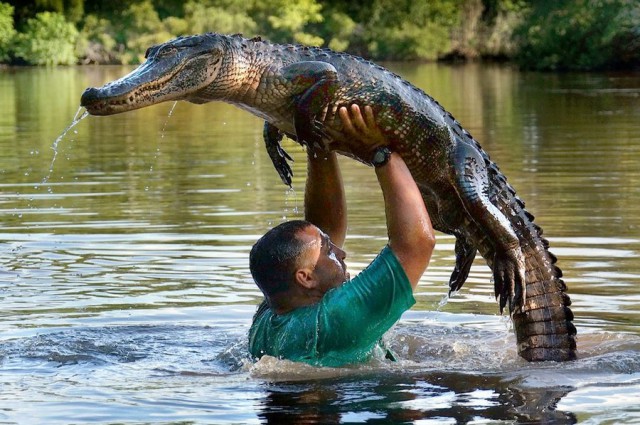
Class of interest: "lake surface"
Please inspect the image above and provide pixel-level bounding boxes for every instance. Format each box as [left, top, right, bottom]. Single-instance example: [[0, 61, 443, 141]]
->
[[1, 63, 639, 424]]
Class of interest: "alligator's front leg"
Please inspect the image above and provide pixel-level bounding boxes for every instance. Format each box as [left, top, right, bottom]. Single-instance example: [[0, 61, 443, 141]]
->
[[280, 61, 339, 149], [451, 140, 526, 314], [263, 121, 294, 187]]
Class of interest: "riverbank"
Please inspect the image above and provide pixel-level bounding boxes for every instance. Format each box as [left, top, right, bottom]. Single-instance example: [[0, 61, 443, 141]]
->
[[1, 0, 639, 71]]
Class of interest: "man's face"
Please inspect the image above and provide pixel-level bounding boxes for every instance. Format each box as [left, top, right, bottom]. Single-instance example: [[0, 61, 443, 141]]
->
[[298, 225, 349, 294]]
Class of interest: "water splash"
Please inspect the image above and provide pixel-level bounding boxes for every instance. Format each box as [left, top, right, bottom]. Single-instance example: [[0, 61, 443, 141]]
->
[[40, 106, 89, 189], [437, 293, 450, 310]]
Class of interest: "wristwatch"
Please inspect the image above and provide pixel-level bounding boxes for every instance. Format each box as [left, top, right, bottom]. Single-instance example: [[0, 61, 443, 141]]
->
[[371, 147, 392, 168]]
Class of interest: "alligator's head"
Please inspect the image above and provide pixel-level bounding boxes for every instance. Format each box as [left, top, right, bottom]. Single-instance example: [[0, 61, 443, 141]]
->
[[81, 34, 230, 115]]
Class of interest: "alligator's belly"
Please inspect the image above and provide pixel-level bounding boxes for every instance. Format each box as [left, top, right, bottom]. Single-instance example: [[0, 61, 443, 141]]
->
[[415, 177, 468, 237]]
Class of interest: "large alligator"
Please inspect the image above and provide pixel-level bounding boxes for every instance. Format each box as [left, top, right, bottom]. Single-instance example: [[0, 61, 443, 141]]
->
[[80, 33, 577, 362]]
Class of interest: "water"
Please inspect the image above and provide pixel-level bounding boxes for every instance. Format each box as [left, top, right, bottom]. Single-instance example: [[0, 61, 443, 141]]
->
[[1, 64, 639, 424]]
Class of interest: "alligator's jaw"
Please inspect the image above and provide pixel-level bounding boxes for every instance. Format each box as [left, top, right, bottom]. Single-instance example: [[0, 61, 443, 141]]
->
[[81, 61, 183, 116]]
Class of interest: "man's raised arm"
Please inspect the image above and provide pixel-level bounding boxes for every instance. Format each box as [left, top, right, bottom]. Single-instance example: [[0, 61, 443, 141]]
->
[[338, 105, 435, 289], [304, 150, 347, 248]]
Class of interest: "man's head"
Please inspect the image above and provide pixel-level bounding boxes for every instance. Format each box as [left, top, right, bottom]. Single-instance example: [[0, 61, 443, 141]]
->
[[250, 220, 348, 311]]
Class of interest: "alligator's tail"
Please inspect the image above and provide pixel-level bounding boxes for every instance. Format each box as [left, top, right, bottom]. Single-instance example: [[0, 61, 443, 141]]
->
[[490, 167, 577, 362]]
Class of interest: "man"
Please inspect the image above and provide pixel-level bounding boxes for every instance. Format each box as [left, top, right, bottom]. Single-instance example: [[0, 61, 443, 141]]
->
[[249, 105, 435, 367]]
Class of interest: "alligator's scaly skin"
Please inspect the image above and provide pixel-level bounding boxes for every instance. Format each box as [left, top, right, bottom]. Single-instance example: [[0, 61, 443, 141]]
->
[[80, 33, 577, 362]]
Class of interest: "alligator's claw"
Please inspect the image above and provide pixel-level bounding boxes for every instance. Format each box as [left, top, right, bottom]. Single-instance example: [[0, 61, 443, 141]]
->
[[294, 114, 330, 150], [448, 238, 477, 295], [263, 121, 294, 187], [493, 247, 526, 314]]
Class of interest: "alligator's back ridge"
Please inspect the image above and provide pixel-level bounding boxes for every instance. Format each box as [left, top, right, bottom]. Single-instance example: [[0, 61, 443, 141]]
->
[[80, 33, 577, 362]]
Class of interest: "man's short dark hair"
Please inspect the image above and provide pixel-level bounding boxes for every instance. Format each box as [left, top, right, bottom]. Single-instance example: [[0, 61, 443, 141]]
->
[[250, 220, 313, 297]]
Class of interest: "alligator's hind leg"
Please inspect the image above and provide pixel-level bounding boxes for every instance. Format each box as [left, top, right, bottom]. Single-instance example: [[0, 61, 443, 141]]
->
[[451, 140, 526, 314], [263, 121, 294, 187], [448, 238, 477, 295], [280, 61, 339, 149]]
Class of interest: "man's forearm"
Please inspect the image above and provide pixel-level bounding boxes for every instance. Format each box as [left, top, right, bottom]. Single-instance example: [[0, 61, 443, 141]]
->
[[376, 153, 435, 287], [304, 151, 347, 247]]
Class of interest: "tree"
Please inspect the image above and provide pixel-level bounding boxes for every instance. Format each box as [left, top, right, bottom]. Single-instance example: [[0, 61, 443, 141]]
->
[[183, 0, 257, 36], [514, 0, 640, 71], [362, 0, 460, 60], [14, 11, 78, 65], [0, 2, 16, 62], [252, 0, 325, 46]]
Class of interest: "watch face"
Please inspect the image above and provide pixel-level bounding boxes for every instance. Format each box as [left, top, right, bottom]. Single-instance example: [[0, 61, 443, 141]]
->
[[373, 147, 390, 166]]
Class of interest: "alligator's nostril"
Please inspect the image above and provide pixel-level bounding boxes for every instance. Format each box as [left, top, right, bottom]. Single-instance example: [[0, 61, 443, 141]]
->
[[80, 87, 100, 106]]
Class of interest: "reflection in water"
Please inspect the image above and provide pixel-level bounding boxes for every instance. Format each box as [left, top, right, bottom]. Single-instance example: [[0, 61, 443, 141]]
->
[[0, 65, 639, 423], [257, 373, 577, 424]]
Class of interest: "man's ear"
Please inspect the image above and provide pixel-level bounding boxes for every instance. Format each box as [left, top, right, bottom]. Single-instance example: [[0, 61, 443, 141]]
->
[[294, 267, 317, 290]]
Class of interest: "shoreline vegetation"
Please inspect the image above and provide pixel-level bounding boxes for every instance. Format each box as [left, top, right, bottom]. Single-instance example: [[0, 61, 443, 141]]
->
[[0, 0, 638, 71]]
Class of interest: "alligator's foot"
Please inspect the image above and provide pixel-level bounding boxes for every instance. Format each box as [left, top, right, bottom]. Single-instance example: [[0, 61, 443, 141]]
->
[[298, 119, 331, 152], [493, 247, 526, 314], [263, 121, 294, 186], [279, 60, 339, 150]]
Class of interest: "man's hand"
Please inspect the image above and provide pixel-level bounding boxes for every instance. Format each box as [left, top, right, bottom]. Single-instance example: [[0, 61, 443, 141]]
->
[[339, 104, 386, 150], [323, 105, 388, 161]]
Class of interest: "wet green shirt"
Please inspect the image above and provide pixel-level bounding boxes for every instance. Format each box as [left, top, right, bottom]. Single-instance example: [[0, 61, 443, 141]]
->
[[248, 245, 415, 367]]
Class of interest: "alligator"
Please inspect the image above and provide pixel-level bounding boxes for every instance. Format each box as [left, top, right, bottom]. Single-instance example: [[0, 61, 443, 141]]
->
[[80, 33, 577, 362]]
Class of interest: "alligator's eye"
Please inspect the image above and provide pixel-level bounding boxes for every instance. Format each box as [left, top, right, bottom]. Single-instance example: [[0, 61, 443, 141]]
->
[[157, 47, 178, 58]]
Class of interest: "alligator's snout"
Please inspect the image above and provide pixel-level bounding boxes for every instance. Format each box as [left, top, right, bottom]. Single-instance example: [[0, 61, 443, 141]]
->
[[80, 87, 101, 107], [80, 86, 129, 116]]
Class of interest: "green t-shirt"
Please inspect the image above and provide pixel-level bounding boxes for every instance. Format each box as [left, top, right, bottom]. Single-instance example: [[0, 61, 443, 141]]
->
[[248, 245, 415, 367]]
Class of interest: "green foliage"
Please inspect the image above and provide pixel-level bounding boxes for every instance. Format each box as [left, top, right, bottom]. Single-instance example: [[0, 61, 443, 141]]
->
[[120, 0, 175, 63], [363, 0, 461, 60], [1, 0, 638, 69], [14, 11, 78, 65], [76, 14, 118, 64], [183, 0, 256, 36], [514, 0, 640, 71], [252, 0, 324, 45], [322, 10, 356, 52], [0, 2, 16, 62]]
